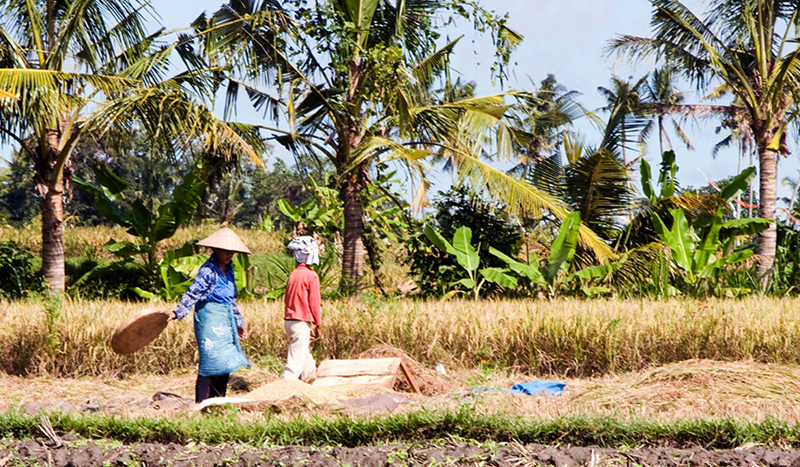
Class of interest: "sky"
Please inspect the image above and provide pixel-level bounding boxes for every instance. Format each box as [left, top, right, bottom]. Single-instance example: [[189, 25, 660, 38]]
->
[[8, 0, 800, 210], [146, 0, 800, 206]]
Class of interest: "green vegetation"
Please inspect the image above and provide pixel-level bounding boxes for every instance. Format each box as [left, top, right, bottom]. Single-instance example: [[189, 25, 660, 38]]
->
[[0, 0, 266, 293], [2, 406, 800, 448], [423, 224, 518, 300], [5, 0, 800, 455], [610, 0, 800, 281], [0, 242, 43, 299], [0, 0, 798, 302], [407, 187, 523, 298]]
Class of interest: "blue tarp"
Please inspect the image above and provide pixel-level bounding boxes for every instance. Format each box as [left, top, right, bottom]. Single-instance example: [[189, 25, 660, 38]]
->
[[470, 380, 567, 397], [509, 380, 566, 396]]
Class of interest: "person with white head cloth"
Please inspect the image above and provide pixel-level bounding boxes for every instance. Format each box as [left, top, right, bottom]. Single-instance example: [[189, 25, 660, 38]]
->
[[283, 236, 322, 380]]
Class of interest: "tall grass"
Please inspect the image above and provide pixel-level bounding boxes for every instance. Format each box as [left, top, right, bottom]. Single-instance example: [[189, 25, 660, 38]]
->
[[2, 296, 800, 377]]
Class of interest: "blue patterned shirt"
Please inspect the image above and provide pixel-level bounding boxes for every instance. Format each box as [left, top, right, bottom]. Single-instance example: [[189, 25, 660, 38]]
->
[[174, 257, 244, 328]]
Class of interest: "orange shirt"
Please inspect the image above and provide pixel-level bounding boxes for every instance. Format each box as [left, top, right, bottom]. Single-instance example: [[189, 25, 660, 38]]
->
[[284, 264, 321, 326]]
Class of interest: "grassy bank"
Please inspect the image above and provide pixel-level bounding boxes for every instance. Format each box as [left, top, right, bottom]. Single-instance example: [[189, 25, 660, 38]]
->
[[1, 406, 798, 448], [2, 297, 799, 377]]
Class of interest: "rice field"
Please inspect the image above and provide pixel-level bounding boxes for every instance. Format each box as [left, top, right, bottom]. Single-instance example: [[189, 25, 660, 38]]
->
[[5, 225, 800, 451], [2, 296, 799, 378]]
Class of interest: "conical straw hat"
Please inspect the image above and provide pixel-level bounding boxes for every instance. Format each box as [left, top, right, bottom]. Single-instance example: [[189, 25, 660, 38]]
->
[[110, 307, 172, 354], [196, 227, 251, 254]]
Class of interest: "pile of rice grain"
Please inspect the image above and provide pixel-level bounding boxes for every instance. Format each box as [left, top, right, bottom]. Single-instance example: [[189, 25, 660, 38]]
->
[[244, 379, 340, 406]]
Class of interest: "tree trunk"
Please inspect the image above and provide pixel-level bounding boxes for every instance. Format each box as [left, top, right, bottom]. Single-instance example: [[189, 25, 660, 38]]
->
[[362, 230, 384, 291], [340, 178, 365, 294], [41, 187, 65, 292], [337, 109, 365, 295], [37, 129, 66, 292], [756, 144, 778, 286]]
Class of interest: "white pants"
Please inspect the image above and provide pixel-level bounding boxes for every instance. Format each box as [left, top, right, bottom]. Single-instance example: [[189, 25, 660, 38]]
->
[[283, 320, 316, 381]]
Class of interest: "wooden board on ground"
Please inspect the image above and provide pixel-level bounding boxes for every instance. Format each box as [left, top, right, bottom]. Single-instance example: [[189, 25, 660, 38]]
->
[[312, 357, 421, 393], [312, 375, 396, 388], [317, 357, 401, 378]]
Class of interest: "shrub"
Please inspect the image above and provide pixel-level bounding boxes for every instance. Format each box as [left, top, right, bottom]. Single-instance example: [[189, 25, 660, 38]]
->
[[0, 241, 43, 299], [406, 187, 523, 297], [66, 258, 150, 300], [772, 222, 800, 295]]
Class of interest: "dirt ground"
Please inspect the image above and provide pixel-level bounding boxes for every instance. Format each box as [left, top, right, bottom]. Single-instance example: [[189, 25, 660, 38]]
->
[[7, 437, 800, 466], [4, 359, 800, 466]]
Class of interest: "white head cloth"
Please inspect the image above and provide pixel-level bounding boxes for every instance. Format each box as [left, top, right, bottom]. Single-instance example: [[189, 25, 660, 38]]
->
[[287, 236, 320, 265]]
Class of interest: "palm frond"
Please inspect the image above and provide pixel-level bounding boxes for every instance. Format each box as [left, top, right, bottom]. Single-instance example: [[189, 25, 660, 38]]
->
[[88, 86, 265, 165], [0, 29, 32, 67], [411, 36, 461, 89], [0, 68, 137, 97], [453, 150, 615, 262], [563, 150, 633, 240], [61, 0, 152, 71], [670, 117, 694, 150], [525, 152, 565, 197]]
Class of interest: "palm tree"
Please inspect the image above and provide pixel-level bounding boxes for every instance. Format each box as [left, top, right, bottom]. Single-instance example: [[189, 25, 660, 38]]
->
[[643, 67, 693, 155], [609, 0, 800, 281], [0, 0, 265, 291], [526, 137, 634, 244], [597, 75, 652, 165], [198, 0, 616, 292], [0, 0, 156, 291], [504, 74, 585, 177]]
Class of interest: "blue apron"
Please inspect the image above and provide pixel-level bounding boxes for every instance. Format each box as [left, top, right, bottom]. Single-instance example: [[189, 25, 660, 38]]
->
[[193, 301, 251, 377]]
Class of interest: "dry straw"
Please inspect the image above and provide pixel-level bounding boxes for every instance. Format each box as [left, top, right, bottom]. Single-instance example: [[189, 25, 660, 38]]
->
[[3, 297, 800, 378], [4, 359, 800, 424]]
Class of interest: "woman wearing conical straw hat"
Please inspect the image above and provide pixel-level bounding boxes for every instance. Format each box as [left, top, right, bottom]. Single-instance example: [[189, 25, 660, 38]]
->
[[168, 227, 252, 403]]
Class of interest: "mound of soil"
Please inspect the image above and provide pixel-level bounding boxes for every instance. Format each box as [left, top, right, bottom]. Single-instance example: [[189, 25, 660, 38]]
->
[[6, 438, 800, 466]]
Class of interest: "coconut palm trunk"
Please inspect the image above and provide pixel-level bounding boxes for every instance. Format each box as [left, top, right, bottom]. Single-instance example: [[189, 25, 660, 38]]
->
[[37, 129, 67, 292], [341, 177, 366, 292], [755, 134, 779, 280]]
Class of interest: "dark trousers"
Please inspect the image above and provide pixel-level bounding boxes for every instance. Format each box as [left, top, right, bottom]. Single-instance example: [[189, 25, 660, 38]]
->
[[195, 374, 229, 403]]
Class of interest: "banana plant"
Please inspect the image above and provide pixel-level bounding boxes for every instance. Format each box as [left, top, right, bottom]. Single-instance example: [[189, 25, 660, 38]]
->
[[125, 241, 257, 302], [545, 212, 582, 289], [156, 241, 205, 300], [651, 207, 770, 293], [132, 242, 256, 301], [423, 224, 516, 299], [640, 150, 678, 203], [72, 163, 262, 299], [73, 163, 206, 277], [258, 214, 274, 232], [131, 241, 204, 301], [620, 150, 756, 249], [489, 212, 623, 296], [278, 176, 342, 235]]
